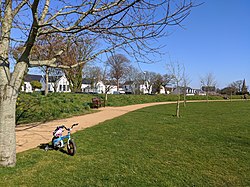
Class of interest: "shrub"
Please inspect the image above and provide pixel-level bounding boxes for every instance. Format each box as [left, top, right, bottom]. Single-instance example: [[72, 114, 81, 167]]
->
[[30, 81, 42, 90]]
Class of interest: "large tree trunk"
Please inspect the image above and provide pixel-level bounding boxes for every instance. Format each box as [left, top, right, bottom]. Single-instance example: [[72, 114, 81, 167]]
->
[[0, 0, 17, 166], [0, 86, 17, 167]]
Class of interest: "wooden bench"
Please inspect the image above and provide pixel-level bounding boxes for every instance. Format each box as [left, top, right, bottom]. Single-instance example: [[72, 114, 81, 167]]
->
[[91, 97, 102, 108]]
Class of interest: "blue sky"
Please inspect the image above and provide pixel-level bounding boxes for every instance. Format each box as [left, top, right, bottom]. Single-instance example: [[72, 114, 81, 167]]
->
[[28, 0, 250, 89], [139, 0, 250, 88]]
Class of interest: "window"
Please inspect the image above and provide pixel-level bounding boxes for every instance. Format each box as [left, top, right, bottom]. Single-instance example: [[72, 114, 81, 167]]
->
[[24, 83, 27, 91], [59, 85, 62, 91], [63, 85, 66, 91]]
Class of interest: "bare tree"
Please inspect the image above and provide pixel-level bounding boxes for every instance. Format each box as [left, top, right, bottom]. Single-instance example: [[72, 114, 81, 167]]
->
[[100, 64, 114, 106], [220, 85, 237, 101], [163, 73, 174, 93], [124, 66, 142, 94], [107, 54, 130, 91], [143, 71, 158, 94], [230, 80, 242, 94], [82, 65, 102, 91], [167, 61, 184, 118], [152, 74, 164, 94], [226, 80, 244, 100], [182, 67, 191, 107], [62, 36, 96, 92], [0, 0, 194, 166], [234, 80, 243, 93], [200, 72, 217, 102], [143, 72, 172, 94]]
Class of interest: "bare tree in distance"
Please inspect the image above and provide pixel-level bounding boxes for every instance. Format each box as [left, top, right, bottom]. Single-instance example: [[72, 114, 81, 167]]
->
[[107, 54, 130, 91], [167, 61, 184, 118], [143, 71, 159, 94], [152, 73, 165, 94], [182, 67, 191, 107], [61, 36, 97, 92], [82, 65, 103, 91], [84, 63, 116, 105], [0, 0, 195, 166], [163, 73, 174, 93], [100, 63, 115, 106], [235, 80, 243, 93], [200, 72, 217, 102], [124, 66, 142, 94], [230, 80, 243, 94], [47, 68, 64, 93], [220, 84, 237, 101]]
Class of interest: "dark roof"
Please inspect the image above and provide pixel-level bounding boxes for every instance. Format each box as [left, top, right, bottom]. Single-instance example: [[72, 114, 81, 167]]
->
[[82, 79, 92, 84], [24, 74, 42, 82], [48, 76, 62, 82], [123, 81, 134, 85]]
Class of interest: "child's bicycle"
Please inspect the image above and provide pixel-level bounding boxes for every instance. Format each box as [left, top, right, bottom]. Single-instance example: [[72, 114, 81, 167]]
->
[[51, 123, 78, 156]]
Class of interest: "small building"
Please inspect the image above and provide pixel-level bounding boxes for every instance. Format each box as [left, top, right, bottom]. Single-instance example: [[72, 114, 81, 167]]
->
[[21, 74, 43, 93], [42, 75, 71, 93], [186, 87, 197, 96], [123, 81, 153, 94]]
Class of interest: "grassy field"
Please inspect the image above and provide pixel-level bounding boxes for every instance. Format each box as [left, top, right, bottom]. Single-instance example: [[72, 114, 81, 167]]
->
[[2, 101, 249, 186], [16, 92, 226, 124]]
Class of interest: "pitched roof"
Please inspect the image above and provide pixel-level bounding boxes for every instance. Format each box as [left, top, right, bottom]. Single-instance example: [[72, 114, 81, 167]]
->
[[48, 76, 62, 82], [24, 74, 43, 82], [82, 79, 92, 84]]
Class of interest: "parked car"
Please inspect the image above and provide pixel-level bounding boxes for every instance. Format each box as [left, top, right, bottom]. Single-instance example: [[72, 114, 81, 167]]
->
[[113, 90, 125, 94]]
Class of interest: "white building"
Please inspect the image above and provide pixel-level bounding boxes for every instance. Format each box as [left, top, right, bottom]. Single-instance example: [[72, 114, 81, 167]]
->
[[123, 81, 153, 94], [41, 75, 71, 93], [21, 74, 43, 93], [22, 74, 151, 94]]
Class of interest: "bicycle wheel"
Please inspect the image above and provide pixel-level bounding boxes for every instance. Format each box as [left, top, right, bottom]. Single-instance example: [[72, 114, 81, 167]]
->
[[67, 139, 76, 156]]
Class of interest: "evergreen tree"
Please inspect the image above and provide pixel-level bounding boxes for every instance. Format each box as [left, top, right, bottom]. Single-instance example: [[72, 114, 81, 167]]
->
[[241, 79, 248, 94]]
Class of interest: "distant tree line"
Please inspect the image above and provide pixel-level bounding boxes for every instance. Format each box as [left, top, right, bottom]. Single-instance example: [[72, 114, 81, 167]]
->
[[219, 79, 249, 95]]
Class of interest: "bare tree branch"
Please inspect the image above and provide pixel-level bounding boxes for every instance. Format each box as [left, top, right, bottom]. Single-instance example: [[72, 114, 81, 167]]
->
[[12, 0, 28, 17], [0, 0, 195, 166], [39, 0, 50, 24]]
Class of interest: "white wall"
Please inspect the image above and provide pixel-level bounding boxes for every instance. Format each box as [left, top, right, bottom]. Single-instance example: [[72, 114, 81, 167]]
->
[[21, 82, 33, 93]]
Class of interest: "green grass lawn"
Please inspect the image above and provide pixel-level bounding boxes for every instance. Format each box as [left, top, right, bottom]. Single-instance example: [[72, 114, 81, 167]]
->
[[2, 101, 250, 186]]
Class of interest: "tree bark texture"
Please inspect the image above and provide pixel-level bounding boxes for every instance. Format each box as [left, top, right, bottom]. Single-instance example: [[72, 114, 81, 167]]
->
[[0, 86, 17, 167]]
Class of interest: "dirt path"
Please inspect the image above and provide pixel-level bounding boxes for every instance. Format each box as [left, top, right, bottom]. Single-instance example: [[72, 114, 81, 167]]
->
[[16, 99, 231, 153], [16, 101, 177, 153]]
